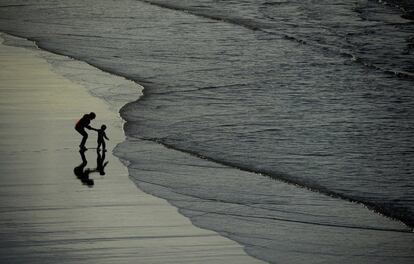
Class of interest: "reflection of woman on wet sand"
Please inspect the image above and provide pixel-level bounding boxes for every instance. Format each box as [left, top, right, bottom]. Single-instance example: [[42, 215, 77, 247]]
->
[[73, 149, 109, 187], [73, 150, 94, 187]]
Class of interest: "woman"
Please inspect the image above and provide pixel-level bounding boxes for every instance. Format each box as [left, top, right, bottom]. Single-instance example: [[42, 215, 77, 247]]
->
[[75, 112, 96, 150]]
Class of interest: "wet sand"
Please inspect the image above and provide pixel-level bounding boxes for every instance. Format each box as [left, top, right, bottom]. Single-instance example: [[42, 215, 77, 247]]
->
[[0, 35, 263, 263]]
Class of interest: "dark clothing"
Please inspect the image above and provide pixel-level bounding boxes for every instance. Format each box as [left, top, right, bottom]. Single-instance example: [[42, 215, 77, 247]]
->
[[75, 114, 94, 148], [76, 127, 88, 148], [97, 129, 108, 150], [97, 130, 108, 143], [75, 114, 92, 130]]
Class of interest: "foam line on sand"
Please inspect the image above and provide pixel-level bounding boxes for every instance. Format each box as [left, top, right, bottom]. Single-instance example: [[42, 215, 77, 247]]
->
[[0, 33, 263, 264]]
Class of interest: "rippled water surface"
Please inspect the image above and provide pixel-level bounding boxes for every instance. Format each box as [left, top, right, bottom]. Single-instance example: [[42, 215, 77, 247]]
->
[[0, 0, 413, 227]]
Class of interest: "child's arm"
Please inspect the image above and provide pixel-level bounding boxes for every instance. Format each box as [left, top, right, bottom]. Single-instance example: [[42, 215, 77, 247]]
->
[[104, 132, 109, 140]]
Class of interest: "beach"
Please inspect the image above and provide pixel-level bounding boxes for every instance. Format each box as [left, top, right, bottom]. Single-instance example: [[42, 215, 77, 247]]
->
[[0, 35, 263, 263], [0, 0, 414, 263], [0, 34, 413, 264]]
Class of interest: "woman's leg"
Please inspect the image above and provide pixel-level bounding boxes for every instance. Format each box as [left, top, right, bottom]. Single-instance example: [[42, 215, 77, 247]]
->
[[76, 128, 88, 149]]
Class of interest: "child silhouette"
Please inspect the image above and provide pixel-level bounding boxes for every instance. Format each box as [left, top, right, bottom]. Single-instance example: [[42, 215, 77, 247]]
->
[[94, 124, 109, 151]]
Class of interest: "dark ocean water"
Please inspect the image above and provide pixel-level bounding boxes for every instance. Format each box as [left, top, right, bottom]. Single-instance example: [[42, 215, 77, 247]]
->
[[1, 0, 414, 262]]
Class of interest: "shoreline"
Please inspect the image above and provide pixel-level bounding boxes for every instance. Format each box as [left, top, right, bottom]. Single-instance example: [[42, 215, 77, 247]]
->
[[2, 21, 413, 228], [1, 32, 414, 264], [0, 33, 263, 263]]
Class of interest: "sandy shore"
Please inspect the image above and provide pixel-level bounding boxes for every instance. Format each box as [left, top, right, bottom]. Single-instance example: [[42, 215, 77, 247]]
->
[[0, 35, 263, 263]]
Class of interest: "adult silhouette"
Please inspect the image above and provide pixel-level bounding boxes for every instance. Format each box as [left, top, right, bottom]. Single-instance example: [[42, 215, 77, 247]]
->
[[75, 112, 96, 150]]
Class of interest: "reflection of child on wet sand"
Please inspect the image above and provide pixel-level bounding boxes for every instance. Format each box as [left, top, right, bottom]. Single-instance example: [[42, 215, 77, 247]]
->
[[96, 150, 109, 175], [93, 124, 109, 151]]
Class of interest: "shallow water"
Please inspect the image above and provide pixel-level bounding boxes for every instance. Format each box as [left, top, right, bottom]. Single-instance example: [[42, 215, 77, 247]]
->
[[0, 0, 414, 262]]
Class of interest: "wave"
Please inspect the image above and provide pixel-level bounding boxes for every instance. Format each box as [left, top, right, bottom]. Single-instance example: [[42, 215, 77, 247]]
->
[[2, 2, 414, 262], [2, 0, 413, 229], [377, 0, 414, 16], [133, 136, 414, 228], [139, 0, 414, 79], [4, 13, 413, 229]]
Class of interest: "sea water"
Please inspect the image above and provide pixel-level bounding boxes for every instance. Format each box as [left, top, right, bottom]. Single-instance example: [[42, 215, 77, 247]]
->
[[0, 0, 413, 263]]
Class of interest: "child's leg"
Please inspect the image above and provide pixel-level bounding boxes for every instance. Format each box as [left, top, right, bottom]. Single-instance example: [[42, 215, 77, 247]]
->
[[97, 140, 101, 150], [102, 141, 106, 151]]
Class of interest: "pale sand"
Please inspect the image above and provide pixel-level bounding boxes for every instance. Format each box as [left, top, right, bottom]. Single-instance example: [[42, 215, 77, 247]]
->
[[0, 35, 263, 263]]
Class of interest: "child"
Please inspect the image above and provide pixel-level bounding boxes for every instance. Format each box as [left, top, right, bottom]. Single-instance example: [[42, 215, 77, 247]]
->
[[95, 124, 109, 151]]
